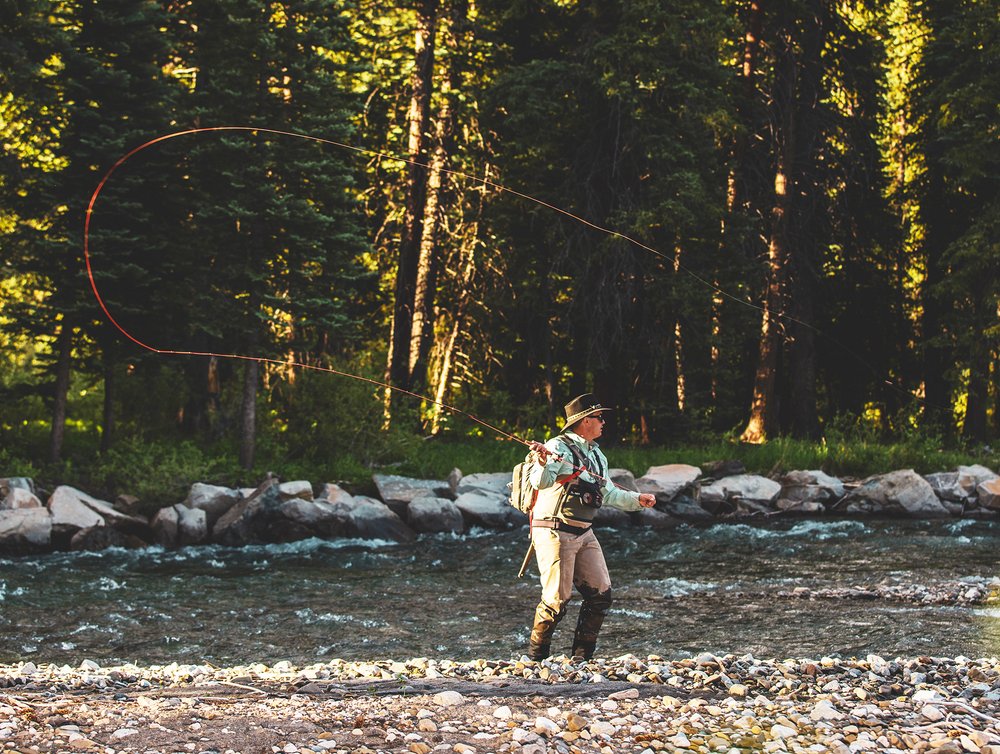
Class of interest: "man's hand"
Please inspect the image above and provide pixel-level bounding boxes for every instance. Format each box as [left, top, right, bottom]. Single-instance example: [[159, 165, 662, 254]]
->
[[638, 493, 656, 508], [527, 440, 553, 466]]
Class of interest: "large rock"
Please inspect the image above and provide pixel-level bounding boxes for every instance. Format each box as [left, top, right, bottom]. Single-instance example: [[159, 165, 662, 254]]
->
[[700, 474, 782, 514], [454, 491, 524, 529], [633, 507, 679, 529], [838, 469, 951, 518], [407, 496, 465, 534], [454, 472, 510, 498], [592, 505, 632, 528], [609, 469, 639, 493], [69, 526, 146, 551], [330, 496, 415, 542], [279, 498, 348, 539], [319, 483, 354, 505], [47, 486, 107, 541], [779, 470, 845, 505], [373, 474, 451, 517], [278, 480, 313, 502], [212, 478, 294, 545], [0, 477, 35, 498], [1, 487, 42, 510], [176, 505, 208, 546], [150, 505, 180, 546], [924, 466, 996, 504], [635, 464, 701, 502], [978, 479, 1000, 510], [185, 483, 241, 528], [0, 508, 52, 554]]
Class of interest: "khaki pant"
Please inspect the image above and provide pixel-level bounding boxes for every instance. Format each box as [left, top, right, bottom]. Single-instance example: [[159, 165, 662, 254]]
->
[[532, 527, 611, 610], [528, 526, 613, 660]]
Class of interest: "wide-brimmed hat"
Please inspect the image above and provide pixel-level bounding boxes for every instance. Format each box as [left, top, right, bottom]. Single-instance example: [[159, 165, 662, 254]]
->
[[563, 393, 611, 427]]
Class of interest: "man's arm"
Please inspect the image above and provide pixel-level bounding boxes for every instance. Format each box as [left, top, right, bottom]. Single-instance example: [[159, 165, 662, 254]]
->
[[527, 438, 571, 490]]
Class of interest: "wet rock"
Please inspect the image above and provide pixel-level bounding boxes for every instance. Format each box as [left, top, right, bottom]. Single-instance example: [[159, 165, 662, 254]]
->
[[330, 496, 415, 543], [0, 507, 52, 553], [635, 464, 701, 502], [212, 478, 292, 545], [454, 491, 524, 529], [632, 507, 678, 529], [406, 496, 464, 534], [838, 469, 951, 517], [150, 505, 179, 546], [780, 470, 845, 505], [278, 480, 313, 502], [185, 483, 241, 528], [0, 476, 35, 498], [373, 474, 451, 517], [978, 478, 1000, 510], [609, 469, 639, 492], [700, 474, 782, 513], [319, 483, 354, 505], [775, 499, 826, 513], [661, 494, 714, 520], [454, 472, 510, 497], [592, 506, 632, 528], [279, 498, 348, 539], [1, 486, 42, 510], [48, 486, 107, 536], [113, 494, 141, 515], [69, 525, 146, 551], [175, 505, 207, 545]]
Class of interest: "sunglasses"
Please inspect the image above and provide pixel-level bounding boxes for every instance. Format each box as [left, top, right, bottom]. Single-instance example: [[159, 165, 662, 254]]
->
[[591, 414, 606, 423]]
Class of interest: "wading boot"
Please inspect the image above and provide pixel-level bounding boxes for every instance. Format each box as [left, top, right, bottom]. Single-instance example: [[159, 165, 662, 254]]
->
[[571, 587, 612, 661], [528, 600, 566, 660]]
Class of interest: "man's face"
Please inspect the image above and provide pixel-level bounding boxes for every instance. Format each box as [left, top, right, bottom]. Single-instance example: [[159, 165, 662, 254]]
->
[[577, 412, 606, 441]]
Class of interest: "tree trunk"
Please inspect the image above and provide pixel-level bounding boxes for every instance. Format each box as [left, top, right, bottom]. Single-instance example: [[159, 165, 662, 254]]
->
[[49, 320, 73, 464], [740, 23, 795, 444], [101, 354, 115, 453], [239, 358, 258, 471], [386, 0, 438, 408]]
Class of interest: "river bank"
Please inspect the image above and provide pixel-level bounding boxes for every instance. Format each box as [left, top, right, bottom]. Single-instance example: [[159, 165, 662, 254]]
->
[[2, 654, 1000, 754]]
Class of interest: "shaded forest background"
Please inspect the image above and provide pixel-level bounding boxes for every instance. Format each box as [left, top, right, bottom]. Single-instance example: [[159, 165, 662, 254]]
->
[[0, 0, 997, 497]]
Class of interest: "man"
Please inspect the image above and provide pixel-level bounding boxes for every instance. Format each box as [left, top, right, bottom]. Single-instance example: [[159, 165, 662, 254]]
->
[[525, 393, 656, 661]]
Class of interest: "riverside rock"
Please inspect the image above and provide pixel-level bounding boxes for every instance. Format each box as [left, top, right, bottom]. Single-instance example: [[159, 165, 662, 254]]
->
[[699, 474, 782, 514], [0, 507, 51, 553], [373, 474, 451, 517], [47, 485, 107, 536], [69, 525, 146, 551], [331, 496, 415, 542], [635, 464, 701, 501], [407, 496, 465, 534], [454, 472, 511, 497], [454, 491, 525, 529], [780, 470, 845, 504], [978, 478, 1000, 510], [279, 498, 348, 539], [839, 469, 951, 517], [212, 478, 289, 545], [278, 480, 313, 501], [185, 483, 241, 528], [1, 486, 42, 509]]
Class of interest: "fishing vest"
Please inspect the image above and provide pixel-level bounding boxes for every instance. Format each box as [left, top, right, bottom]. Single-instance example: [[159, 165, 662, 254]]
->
[[532, 436, 606, 525]]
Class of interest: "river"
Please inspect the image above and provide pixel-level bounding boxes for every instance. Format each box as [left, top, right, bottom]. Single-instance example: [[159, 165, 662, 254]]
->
[[2, 517, 999, 665]]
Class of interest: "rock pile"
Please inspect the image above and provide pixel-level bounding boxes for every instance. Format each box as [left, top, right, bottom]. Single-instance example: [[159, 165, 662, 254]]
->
[[2, 653, 1000, 754], [1, 461, 998, 556]]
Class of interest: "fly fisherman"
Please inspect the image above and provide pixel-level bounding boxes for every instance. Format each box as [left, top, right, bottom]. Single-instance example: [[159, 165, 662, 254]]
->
[[525, 393, 656, 661]]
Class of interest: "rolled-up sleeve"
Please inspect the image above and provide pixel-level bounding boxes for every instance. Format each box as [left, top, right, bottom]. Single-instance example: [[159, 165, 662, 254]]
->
[[528, 437, 574, 490]]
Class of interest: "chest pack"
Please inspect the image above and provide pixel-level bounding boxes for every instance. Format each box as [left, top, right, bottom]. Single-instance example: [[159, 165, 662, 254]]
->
[[507, 435, 597, 515]]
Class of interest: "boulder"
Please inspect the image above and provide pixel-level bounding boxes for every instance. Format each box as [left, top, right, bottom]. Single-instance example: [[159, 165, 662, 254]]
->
[[609, 469, 639, 493], [0, 508, 52, 554], [68, 494, 150, 539], [279, 498, 348, 539], [47, 486, 107, 541], [635, 464, 701, 502], [69, 526, 146, 551], [838, 469, 951, 518], [454, 472, 511, 498], [0, 477, 35, 498], [185, 483, 241, 528], [150, 506, 180, 547], [592, 506, 632, 528], [114, 494, 141, 515], [923, 471, 966, 503], [278, 480, 313, 502], [212, 478, 291, 545], [700, 474, 782, 514], [780, 470, 845, 505], [330, 496, 415, 543], [454, 491, 524, 529], [700, 460, 746, 480], [775, 499, 826, 514], [978, 479, 1000, 510], [407, 496, 465, 534], [659, 494, 714, 520], [319, 483, 354, 505], [373, 474, 451, 517], [632, 507, 679, 529], [1, 487, 42, 510], [176, 505, 208, 546]]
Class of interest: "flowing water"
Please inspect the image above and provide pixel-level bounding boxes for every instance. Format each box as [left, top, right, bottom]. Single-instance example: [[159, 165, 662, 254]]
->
[[2, 517, 1000, 666]]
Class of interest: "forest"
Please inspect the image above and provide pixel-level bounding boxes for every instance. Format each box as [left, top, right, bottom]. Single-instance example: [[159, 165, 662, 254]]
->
[[0, 0, 997, 495]]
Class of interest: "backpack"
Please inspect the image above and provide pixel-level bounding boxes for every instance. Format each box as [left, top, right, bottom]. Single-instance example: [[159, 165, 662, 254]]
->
[[507, 435, 588, 515]]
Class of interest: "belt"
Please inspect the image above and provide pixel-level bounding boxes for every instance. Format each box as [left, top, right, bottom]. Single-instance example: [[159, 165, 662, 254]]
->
[[532, 519, 592, 536]]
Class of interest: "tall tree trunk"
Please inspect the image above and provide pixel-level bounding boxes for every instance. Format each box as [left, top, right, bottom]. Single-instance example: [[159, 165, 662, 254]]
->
[[963, 294, 990, 442], [786, 0, 824, 440], [239, 358, 258, 471], [386, 0, 438, 410], [741, 24, 796, 444], [921, 159, 950, 432], [101, 353, 115, 453], [49, 320, 73, 463]]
